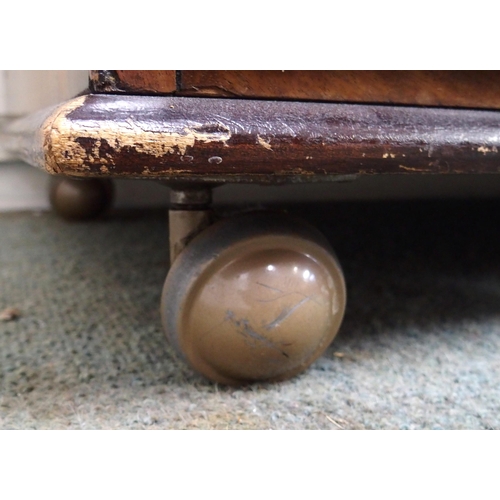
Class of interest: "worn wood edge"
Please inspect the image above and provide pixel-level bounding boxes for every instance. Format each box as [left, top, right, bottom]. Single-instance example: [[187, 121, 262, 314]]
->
[[46, 95, 106, 175], [8, 94, 500, 182], [46, 95, 235, 178]]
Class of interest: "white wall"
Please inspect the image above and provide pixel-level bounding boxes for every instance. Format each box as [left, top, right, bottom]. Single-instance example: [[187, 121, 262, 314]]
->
[[0, 71, 6, 115], [1, 70, 88, 115], [0, 70, 88, 162]]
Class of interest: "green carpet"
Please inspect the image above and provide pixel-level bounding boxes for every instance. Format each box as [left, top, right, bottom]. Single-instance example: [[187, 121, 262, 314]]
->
[[1, 199, 500, 429]]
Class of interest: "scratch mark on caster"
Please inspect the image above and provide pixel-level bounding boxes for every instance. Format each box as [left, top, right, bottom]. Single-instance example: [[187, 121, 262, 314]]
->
[[256, 282, 284, 293], [256, 282, 321, 306], [263, 296, 311, 331], [225, 311, 290, 358]]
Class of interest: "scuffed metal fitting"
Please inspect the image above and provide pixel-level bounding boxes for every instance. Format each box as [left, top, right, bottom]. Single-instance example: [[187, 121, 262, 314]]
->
[[170, 188, 212, 208]]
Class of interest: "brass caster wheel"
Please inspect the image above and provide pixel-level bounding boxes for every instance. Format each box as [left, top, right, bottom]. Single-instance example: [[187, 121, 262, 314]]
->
[[161, 212, 346, 386], [49, 177, 114, 220]]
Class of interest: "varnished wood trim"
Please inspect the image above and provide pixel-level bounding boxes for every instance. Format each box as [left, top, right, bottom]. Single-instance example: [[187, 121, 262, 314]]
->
[[38, 95, 500, 179], [179, 71, 500, 109], [5, 94, 500, 183], [89, 70, 176, 94], [91, 70, 500, 110]]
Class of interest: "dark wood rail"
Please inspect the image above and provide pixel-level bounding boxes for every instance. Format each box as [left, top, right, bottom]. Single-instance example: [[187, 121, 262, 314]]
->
[[3, 93, 500, 184]]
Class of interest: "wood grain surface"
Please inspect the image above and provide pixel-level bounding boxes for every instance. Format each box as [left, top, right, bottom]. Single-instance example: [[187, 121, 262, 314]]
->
[[90, 70, 177, 94], [91, 70, 500, 110]]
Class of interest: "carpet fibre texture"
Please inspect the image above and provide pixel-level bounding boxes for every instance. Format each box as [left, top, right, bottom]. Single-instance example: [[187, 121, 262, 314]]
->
[[1, 199, 500, 429]]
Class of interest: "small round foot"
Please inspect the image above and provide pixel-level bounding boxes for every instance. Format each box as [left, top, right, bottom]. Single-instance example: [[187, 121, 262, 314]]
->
[[49, 177, 114, 220]]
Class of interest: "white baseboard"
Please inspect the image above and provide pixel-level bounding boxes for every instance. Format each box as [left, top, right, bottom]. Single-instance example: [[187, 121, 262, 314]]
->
[[0, 162, 171, 212], [0, 163, 50, 211]]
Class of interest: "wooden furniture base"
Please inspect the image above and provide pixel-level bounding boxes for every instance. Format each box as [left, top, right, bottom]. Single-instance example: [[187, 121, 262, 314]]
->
[[3, 70, 500, 385]]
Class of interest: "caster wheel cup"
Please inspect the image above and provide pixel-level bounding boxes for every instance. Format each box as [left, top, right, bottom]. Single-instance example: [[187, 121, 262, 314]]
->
[[49, 177, 114, 220], [162, 212, 346, 386]]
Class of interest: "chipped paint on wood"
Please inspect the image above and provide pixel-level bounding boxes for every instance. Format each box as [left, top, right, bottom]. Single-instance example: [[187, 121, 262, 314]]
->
[[257, 135, 273, 151], [477, 145, 498, 154], [44, 95, 232, 175], [7, 92, 500, 182], [398, 164, 430, 172], [43, 96, 91, 174]]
